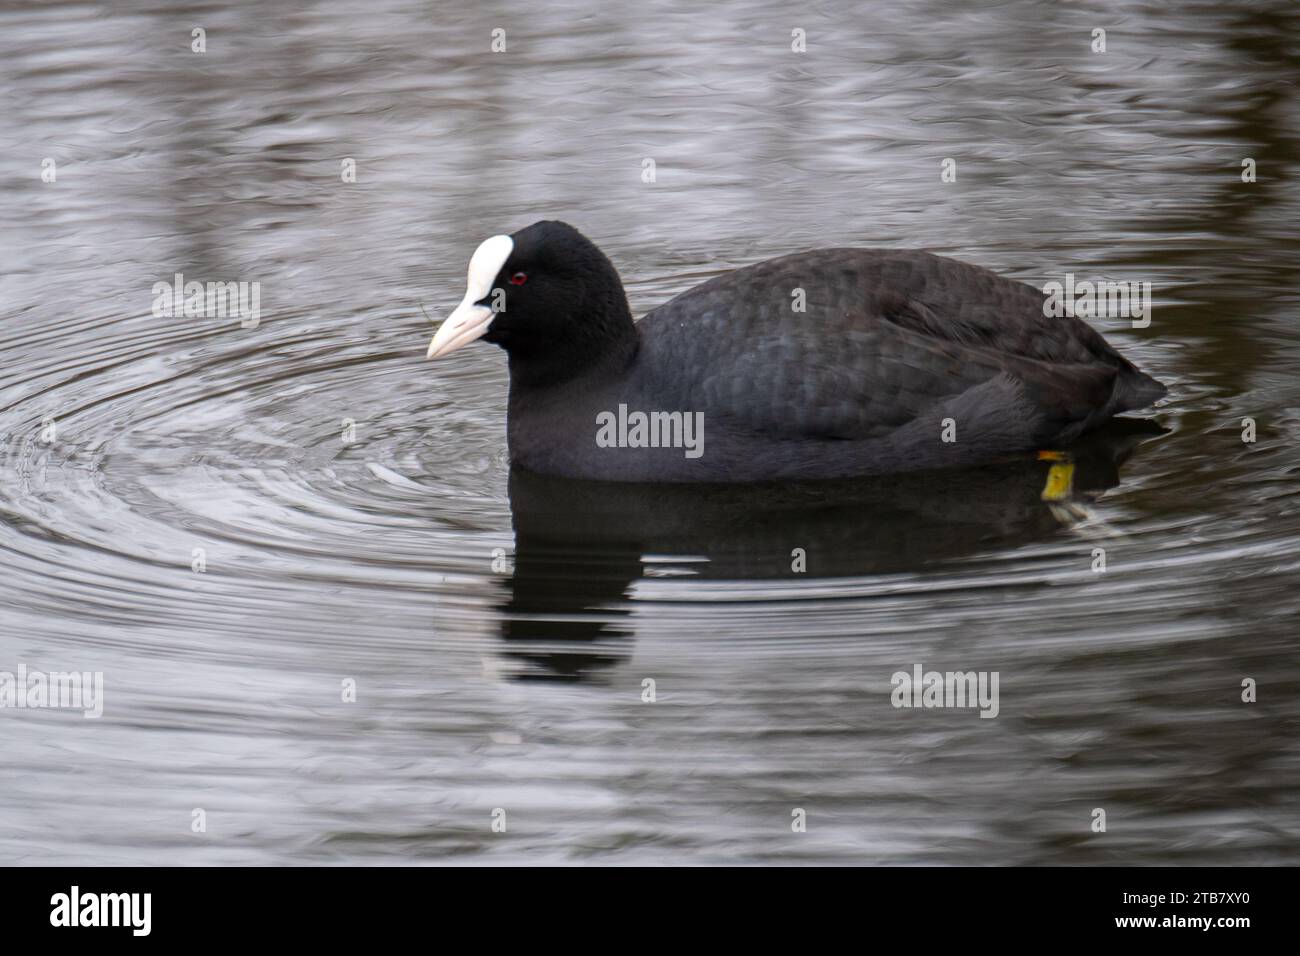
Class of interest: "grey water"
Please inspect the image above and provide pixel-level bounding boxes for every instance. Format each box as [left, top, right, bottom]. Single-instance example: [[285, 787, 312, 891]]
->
[[1, 0, 1297, 865]]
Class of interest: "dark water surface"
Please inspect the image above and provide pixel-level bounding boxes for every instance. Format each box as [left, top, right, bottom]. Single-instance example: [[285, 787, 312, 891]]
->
[[2, 1, 1298, 864]]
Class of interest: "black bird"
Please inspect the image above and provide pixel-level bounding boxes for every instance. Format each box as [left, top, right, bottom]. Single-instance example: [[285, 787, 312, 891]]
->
[[425, 221, 1165, 482]]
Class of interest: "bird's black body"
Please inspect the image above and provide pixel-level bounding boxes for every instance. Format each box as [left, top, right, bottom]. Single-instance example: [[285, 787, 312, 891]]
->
[[433, 221, 1166, 482]]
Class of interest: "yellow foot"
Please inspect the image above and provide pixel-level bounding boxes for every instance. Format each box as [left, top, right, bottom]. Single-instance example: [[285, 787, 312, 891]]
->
[[1039, 453, 1075, 502]]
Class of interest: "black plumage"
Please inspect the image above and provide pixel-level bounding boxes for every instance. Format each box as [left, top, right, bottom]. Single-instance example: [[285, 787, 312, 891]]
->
[[429, 221, 1166, 482]]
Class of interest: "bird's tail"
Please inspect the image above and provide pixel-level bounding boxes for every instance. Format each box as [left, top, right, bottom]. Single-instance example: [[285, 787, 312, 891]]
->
[[1110, 363, 1167, 414]]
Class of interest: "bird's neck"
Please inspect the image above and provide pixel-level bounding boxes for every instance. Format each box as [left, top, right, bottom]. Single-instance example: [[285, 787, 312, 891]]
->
[[507, 298, 638, 390]]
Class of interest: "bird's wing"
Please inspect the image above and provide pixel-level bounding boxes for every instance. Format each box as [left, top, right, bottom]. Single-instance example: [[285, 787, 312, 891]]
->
[[636, 249, 1122, 442]]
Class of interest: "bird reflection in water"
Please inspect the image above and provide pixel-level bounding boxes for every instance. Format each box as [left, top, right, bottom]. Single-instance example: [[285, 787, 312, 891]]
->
[[493, 419, 1164, 681]]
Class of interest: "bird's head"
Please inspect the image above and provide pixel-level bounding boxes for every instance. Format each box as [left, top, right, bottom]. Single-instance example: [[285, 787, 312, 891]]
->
[[426, 221, 634, 383]]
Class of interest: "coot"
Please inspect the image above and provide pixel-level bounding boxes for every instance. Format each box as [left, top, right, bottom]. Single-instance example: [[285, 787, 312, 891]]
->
[[426, 221, 1165, 482]]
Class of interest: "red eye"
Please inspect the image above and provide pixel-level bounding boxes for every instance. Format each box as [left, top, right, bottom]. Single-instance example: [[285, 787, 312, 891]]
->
[[510, 272, 528, 286]]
